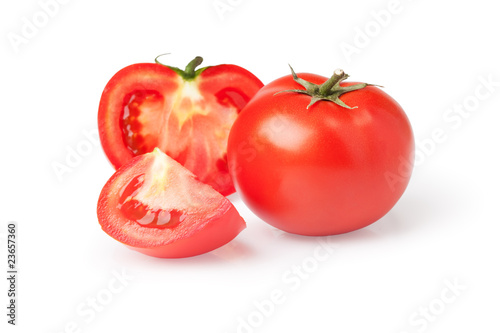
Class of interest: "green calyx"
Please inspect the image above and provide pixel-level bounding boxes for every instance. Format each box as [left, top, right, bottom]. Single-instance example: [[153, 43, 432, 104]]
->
[[276, 65, 379, 109], [155, 54, 209, 81]]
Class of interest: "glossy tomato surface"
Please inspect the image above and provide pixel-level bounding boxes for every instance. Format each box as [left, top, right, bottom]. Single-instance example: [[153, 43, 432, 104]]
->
[[97, 148, 246, 258], [98, 60, 263, 195], [227, 72, 414, 236]]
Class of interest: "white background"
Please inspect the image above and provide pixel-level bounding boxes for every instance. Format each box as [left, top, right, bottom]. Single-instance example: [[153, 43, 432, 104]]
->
[[1, 0, 499, 332]]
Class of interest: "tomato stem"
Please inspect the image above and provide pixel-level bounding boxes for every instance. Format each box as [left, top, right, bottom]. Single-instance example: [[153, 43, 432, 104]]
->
[[318, 69, 346, 95], [275, 66, 380, 109], [184, 56, 204, 79], [155, 54, 209, 81]]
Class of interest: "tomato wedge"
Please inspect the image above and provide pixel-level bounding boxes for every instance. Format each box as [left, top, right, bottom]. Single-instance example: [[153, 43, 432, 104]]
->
[[97, 148, 246, 258], [98, 56, 263, 195]]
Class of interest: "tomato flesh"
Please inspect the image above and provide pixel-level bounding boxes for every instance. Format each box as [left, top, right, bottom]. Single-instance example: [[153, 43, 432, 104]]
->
[[117, 174, 185, 229], [97, 148, 246, 258]]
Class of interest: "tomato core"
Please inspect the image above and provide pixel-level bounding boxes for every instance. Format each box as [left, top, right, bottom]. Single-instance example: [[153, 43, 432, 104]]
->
[[117, 174, 184, 229]]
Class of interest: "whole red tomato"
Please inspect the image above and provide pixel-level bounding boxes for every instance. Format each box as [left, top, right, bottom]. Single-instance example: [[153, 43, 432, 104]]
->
[[98, 56, 263, 195], [227, 67, 414, 236]]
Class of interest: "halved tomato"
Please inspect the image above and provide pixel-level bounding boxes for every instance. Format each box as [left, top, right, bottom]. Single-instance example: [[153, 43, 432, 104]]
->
[[97, 148, 246, 258], [98, 56, 263, 195]]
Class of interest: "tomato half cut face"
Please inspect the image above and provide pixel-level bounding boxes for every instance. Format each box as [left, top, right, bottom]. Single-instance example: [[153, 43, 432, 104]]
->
[[97, 148, 246, 258], [98, 59, 263, 195]]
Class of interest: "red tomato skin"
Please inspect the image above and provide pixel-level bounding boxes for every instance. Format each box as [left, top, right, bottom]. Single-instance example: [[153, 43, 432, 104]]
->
[[126, 204, 244, 258], [97, 150, 246, 258], [98, 62, 263, 196], [98, 63, 176, 170], [227, 73, 414, 236]]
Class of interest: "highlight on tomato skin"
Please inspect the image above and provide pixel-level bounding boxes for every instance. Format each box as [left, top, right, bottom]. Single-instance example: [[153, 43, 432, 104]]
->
[[97, 57, 264, 196], [97, 148, 246, 258]]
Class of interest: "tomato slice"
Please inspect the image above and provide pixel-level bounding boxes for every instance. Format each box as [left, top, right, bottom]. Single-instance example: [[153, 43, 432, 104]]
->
[[98, 58, 263, 195], [97, 148, 246, 258]]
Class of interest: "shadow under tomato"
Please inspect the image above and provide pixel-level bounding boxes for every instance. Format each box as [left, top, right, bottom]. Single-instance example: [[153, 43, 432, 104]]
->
[[268, 183, 457, 246], [277, 226, 383, 245], [108, 237, 255, 268]]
